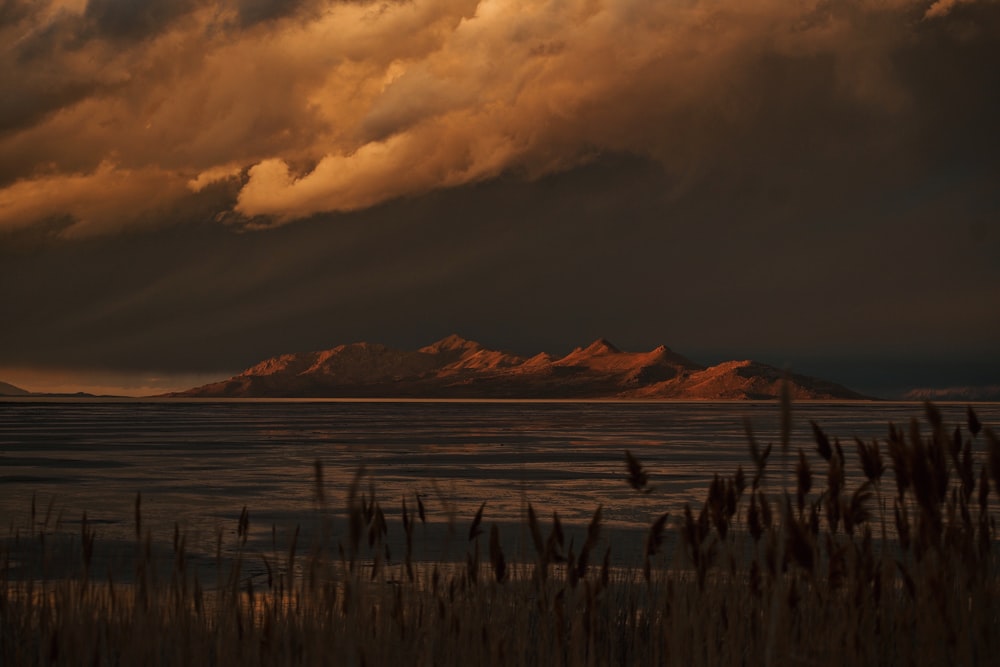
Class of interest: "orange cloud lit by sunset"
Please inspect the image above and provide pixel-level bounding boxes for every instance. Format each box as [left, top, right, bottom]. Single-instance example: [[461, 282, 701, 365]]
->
[[1, 0, 985, 235], [2, 0, 998, 398]]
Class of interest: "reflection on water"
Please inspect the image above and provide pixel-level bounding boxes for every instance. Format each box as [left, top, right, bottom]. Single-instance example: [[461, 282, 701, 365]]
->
[[1, 399, 998, 569]]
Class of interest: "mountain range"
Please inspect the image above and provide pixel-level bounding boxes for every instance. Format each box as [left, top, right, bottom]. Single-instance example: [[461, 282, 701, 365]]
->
[[169, 335, 869, 400]]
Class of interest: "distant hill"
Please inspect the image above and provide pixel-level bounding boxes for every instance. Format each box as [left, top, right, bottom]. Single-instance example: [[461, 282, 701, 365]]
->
[[903, 386, 1000, 402], [0, 381, 30, 396], [170, 335, 868, 400], [0, 381, 106, 399]]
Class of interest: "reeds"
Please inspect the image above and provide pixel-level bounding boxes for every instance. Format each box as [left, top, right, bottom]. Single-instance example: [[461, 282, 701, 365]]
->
[[2, 402, 998, 666]]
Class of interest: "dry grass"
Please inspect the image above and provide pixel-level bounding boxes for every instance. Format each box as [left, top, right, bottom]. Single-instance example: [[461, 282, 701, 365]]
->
[[2, 402, 999, 666]]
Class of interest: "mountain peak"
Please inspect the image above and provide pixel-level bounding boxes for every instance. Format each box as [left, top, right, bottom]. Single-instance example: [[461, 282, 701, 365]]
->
[[554, 338, 629, 368], [419, 334, 484, 355], [582, 338, 620, 355]]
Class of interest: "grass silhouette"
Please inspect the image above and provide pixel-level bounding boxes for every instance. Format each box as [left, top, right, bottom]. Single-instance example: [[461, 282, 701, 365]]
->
[[2, 402, 998, 665]]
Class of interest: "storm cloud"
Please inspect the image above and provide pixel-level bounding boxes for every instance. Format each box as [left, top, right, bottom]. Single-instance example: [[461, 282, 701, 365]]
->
[[1, 0, 998, 395], [1, 0, 997, 233]]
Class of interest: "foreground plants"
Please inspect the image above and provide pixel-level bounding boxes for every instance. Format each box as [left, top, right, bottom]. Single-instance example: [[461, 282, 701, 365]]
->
[[2, 403, 1000, 666]]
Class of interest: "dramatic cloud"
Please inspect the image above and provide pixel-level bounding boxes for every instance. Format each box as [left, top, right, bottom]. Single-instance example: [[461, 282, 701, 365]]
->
[[2, 0, 998, 396], [925, 0, 979, 19], [2, 0, 996, 233], [0, 162, 188, 236]]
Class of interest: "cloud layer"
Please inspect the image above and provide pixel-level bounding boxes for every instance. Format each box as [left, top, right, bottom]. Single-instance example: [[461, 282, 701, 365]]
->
[[2, 0, 999, 396], [1, 0, 995, 234]]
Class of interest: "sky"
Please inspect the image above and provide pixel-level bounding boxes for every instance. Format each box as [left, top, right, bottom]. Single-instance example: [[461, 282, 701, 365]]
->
[[1, 0, 998, 398]]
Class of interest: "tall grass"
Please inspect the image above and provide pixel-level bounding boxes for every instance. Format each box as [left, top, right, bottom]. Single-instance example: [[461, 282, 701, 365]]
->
[[2, 402, 999, 665]]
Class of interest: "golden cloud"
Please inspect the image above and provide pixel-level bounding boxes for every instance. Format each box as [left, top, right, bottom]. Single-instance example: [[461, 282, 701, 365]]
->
[[0, 162, 188, 237], [0, 0, 990, 234], [925, 0, 979, 19]]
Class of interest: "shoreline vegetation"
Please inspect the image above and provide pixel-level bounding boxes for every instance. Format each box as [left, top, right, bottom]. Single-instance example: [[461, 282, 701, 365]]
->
[[3, 401, 1000, 665]]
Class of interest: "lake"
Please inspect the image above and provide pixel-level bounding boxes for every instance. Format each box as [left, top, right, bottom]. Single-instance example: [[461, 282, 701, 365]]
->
[[1, 399, 997, 577]]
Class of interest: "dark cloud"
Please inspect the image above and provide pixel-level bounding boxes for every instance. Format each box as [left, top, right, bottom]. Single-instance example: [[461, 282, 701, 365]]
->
[[0, 8, 89, 141], [232, 0, 317, 27], [1, 1, 998, 395], [82, 0, 199, 43], [0, 78, 96, 140], [0, 0, 33, 27], [3, 151, 998, 396]]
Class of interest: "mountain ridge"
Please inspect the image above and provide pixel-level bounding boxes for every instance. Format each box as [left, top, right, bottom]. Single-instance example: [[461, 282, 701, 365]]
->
[[169, 335, 869, 400], [0, 380, 30, 396]]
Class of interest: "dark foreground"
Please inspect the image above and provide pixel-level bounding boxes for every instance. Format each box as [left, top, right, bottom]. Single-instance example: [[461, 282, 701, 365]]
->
[[2, 403, 1000, 666]]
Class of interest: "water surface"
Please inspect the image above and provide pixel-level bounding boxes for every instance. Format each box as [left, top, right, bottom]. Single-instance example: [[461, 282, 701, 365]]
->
[[1, 399, 996, 574]]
